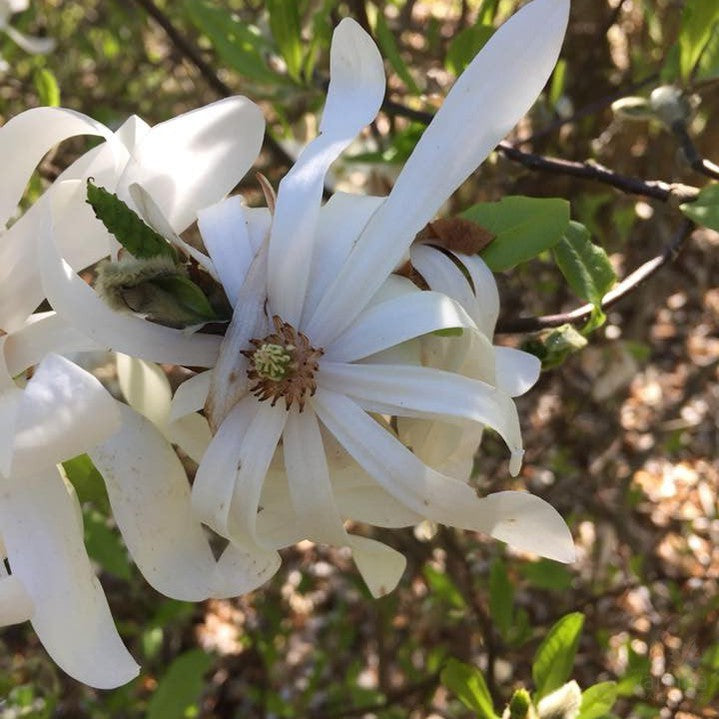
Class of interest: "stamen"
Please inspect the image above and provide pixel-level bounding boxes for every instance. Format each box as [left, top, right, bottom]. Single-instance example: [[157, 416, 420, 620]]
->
[[252, 343, 294, 381]]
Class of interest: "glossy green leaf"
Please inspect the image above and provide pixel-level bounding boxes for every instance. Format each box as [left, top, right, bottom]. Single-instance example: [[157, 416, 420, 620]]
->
[[463, 196, 571, 272], [552, 221, 616, 309], [184, 0, 279, 85], [520, 559, 573, 591], [86, 180, 176, 260], [446, 23, 494, 76], [441, 659, 498, 719], [147, 650, 213, 719], [375, 11, 420, 94], [681, 183, 719, 230], [33, 68, 60, 107], [84, 510, 131, 580], [532, 612, 585, 700], [578, 681, 618, 719], [267, 0, 303, 81], [678, 0, 719, 80], [489, 558, 514, 642]]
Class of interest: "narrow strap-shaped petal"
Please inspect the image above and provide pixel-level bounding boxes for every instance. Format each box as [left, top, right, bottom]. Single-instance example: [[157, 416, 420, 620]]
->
[[493, 346, 541, 397], [0, 467, 139, 688], [350, 536, 407, 597], [0, 106, 113, 227], [117, 96, 265, 234], [334, 484, 423, 528], [89, 403, 279, 599], [3, 23, 55, 54], [452, 251, 500, 336], [312, 389, 574, 562], [39, 183, 222, 367], [268, 18, 385, 325], [318, 361, 523, 473], [166, 412, 211, 465], [198, 196, 259, 306], [116, 353, 172, 428], [3, 312, 99, 376], [11, 354, 121, 478], [324, 290, 476, 363], [0, 574, 33, 626], [308, 0, 570, 344], [169, 370, 211, 422]]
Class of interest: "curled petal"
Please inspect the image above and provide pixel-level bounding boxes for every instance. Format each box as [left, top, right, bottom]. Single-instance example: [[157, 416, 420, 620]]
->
[[493, 346, 541, 397], [116, 353, 172, 428], [0, 574, 33, 626], [170, 370, 211, 422]]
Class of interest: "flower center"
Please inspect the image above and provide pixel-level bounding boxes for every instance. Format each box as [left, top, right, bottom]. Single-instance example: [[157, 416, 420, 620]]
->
[[242, 316, 324, 411]]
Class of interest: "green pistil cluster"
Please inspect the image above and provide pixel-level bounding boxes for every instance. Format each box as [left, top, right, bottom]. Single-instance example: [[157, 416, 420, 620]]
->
[[252, 343, 294, 381]]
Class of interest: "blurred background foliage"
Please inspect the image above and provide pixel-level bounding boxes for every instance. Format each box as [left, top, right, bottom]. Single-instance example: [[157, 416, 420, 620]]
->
[[1, 1, 718, 717]]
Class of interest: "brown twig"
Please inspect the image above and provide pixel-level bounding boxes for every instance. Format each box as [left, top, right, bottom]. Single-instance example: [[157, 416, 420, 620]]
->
[[495, 220, 695, 334], [671, 121, 719, 181]]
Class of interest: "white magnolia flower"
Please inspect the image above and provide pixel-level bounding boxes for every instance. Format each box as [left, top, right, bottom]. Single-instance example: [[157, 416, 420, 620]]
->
[[38, 0, 573, 599], [0, 0, 55, 65]]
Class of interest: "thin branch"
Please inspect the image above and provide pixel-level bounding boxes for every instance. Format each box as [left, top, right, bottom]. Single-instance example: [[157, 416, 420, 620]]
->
[[671, 121, 719, 181], [495, 220, 695, 334]]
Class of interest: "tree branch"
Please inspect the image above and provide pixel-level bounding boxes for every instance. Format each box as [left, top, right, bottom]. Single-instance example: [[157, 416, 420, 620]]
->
[[495, 220, 695, 334], [671, 121, 719, 181]]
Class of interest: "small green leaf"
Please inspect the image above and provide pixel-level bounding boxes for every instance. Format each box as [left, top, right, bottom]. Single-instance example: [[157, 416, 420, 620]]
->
[[84, 510, 131, 580], [489, 558, 514, 642], [267, 0, 303, 81], [423, 565, 466, 610], [478, 0, 500, 24], [86, 180, 175, 260], [552, 221, 616, 309], [62, 454, 110, 512], [681, 183, 719, 230], [462, 196, 571, 272], [150, 275, 218, 322], [523, 324, 588, 370], [577, 681, 618, 719], [532, 612, 585, 700], [441, 659, 498, 719], [33, 68, 61, 107], [697, 25, 719, 81], [147, 649, 214, 719], [374, 12, 420, 94], [698, 643, 719, 705], [678, 0, 719, 80], [184, 0, 279, 85], [446, 23, 494, 76]]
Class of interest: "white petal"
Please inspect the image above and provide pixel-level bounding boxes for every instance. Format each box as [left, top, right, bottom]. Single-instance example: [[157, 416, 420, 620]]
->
[[268, 18, 385, 325], [169, 370, 211, 422], [197, 195, 260, 306], [3, 312, 100, 376], [0, 107, 112, 227], [324, 290, 476, 363], [300, 192, 385, 325], [89, 403, 277, 599], [11, 354, 121, 477], [0, 574, 33, 626], [116, 353, 171, 428], [118, 96, 265, 233], [40, 185, 222, 368], [0, 467, 139, 688], [318, 362, 523, 466], [493, 346, 541, 397], [3, 24, 55, 54], [334, 484, 423, 527], [283, 408, 347, 545], [473, 491, 576, 563], [166, 412, 211, 465], [452, 251, 500, 336], [308, 0, 570, 343], [350, 535, 406, 597]]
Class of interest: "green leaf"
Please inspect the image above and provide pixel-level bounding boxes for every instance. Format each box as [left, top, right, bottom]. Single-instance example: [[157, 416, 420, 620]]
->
[[697, 25, 719, 81], [445, 23, 494, 76], [150, 275, 218, 322], [522, 324, 588, 370], [33, 68, 61, 107], [62, 454, 110, 512], [552, 221, 616, 309], [462, 196, 571, 272], [184, 0, 279, 85], [86, 180, 175, 260], [84, 510, 131, 580], [520, 559, 573, 591], [147, 650, 214, 719], [374, 12, 420, 94], [532, 612, 585, 700], [441, 659, 498, 719], [678, 0, 719, 80], [489, 558, 514, 642], [681, 183, 719, 230], [423, 565, 466, 610], [698, 643, 719, 705], [578, 681, 618, 719], [267, 0, 303, 81]]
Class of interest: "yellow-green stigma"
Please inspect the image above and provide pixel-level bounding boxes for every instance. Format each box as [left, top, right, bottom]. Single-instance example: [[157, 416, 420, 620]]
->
[[252, 343, 293, 381]]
